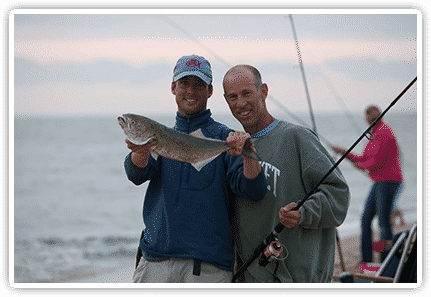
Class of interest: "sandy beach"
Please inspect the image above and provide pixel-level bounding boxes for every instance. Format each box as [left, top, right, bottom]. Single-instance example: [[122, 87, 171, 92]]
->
[[333, 221, 415, 279]]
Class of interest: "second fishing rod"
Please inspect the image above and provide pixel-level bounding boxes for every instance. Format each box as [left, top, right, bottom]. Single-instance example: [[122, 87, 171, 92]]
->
[[232, 76, 417, 282]]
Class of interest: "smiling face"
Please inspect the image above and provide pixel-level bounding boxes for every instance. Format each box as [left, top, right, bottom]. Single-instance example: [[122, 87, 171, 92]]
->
[[171, 75, 213, 117], [223, 66, 272, 134]]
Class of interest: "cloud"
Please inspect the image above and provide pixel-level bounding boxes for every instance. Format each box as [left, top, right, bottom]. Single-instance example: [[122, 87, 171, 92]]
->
[[11, 13, 418, 116], [12, 40, 417, 116], [14, 38, 182, 66], [14, 37, 416, 68], [14, 57, 173, 86], [324, 58, 417, 82], [258, 55, 417, 116]]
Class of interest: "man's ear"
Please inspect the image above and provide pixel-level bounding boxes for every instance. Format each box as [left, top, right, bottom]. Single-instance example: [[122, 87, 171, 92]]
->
[[207, 84, 213, 98], [171, 81, 177, 95], [261, 83, 269, 99]]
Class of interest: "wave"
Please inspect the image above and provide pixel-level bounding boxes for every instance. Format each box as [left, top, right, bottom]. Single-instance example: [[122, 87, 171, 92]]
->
[[14, 235, 138, 283]]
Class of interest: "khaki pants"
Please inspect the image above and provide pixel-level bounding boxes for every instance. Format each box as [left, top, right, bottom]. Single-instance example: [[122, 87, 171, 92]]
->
[[132, 257, 232, 283]]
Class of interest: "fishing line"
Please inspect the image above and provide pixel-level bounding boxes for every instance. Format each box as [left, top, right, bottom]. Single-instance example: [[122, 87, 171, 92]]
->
[[266, 94, 333, 147], [284, 25, 364, 134], [160, 15, 231, 68], [285, 15, 362, 137], [286, 14, 352, 275], [161, 14, 417, 281], [314, 63, 363, 134], [232, 76, 417, 282], [160, 15, 333, 144], [291, 73, 414, 209], [286, 15, 317, 133]]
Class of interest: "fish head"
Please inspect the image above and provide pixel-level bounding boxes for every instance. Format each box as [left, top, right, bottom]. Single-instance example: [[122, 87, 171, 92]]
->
[[117, 114, 138, 132], [117, 115, 128, 129], [118, 114, 155, 145]]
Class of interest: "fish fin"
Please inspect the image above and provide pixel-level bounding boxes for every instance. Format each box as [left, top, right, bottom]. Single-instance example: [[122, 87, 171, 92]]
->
[[150, 150, 159, 160], [191, 154, 220, 171], [242, 138, 261, 161], [189, 128, 207, 140], [128, 136, 156, 146], [141, 137, 156, 146]]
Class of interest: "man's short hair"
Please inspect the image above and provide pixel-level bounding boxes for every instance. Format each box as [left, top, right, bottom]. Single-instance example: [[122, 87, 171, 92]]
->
[[223, 64, 263, 91]]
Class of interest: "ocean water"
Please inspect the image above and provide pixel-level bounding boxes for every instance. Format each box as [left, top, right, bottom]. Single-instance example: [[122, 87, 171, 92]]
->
[[11, 111, 419, 283]]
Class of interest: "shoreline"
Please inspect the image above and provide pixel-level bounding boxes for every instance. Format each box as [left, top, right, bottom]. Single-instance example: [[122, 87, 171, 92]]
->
[[57, 258, 135, 283], [25, 221, 415, 284]]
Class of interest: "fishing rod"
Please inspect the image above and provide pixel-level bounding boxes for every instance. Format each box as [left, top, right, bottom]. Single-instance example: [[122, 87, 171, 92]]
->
[[161, 14, 335, 147], [232, 76, 417, 282], [286, 14, 354, 272], [287, 14, 349, 274], [286, 15, 317, 133]]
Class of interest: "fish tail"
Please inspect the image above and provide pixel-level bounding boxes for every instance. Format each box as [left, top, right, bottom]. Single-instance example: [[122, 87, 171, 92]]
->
[[242, 140, 261, 161], [243, 149, 261, 161]]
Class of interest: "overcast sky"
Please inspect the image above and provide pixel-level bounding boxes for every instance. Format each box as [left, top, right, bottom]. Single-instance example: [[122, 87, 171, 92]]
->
[[11, 8, 420, 117]]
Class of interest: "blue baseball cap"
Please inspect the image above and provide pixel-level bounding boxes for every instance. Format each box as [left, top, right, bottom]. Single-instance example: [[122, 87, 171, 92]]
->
[[172, 54, 213, 85]]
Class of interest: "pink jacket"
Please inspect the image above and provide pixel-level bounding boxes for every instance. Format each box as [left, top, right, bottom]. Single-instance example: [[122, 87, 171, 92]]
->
[[347, 120, 403, 182]]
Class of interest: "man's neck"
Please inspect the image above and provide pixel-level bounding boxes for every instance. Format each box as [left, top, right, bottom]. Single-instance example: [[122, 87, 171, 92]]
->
[[246, 114, 276, 135]]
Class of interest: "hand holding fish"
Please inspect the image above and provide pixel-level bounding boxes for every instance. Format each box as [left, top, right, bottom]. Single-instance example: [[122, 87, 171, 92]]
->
[[125, 139, 158, 168], [226, 131, 262, 179], [226, 131, 252, 156], [118, 114, 262, 172]]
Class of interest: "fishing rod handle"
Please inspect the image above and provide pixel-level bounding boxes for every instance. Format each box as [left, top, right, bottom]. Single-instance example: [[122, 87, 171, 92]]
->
[[274, 222, 285, 234], [232, 242, 267, 282]]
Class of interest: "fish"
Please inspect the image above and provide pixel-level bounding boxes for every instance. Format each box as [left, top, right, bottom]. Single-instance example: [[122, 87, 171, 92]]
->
[[118, 113, 261, 171]]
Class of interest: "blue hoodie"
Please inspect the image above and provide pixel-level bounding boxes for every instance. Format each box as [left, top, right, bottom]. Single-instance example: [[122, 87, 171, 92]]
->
[[124, 109, 267, 271]]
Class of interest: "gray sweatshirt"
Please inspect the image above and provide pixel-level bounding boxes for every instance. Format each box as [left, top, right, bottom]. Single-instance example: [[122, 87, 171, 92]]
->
[[233, 120, 350, 283]]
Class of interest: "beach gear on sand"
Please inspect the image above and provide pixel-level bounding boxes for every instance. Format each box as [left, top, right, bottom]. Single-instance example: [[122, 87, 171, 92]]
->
[[337, 223, 417, 283]]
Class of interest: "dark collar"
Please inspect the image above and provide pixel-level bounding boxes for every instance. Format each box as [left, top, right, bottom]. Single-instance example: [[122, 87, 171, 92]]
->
[[174, 109, 214, 133]]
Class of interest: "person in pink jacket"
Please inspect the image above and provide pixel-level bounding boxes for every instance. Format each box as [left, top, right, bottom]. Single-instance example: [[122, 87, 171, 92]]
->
[[331, 105, 403, 267]]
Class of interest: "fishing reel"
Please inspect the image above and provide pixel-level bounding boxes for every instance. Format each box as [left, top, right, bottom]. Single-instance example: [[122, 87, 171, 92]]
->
[[258, 239, 287, 267]]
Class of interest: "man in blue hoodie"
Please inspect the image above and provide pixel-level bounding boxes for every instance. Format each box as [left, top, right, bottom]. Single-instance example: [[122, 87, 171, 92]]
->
[[124, 55, 267, 283]]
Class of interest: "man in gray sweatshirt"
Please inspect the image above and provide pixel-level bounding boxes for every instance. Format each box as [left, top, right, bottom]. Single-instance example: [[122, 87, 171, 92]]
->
[[223, 65, 350, 283]]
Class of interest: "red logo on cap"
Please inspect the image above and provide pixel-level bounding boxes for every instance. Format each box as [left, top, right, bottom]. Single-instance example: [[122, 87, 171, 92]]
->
[[186, 59, 202, 68]]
